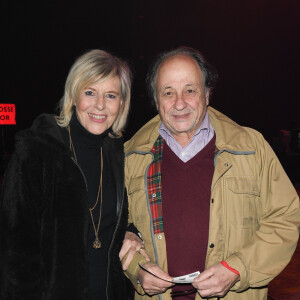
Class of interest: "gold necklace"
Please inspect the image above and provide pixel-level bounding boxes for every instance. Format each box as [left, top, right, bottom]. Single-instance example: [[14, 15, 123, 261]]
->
[[68, 126, 103, 249]]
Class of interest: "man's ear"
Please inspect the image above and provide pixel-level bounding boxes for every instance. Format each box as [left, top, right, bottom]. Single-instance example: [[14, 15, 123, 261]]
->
[[205, 91, 210, 106]]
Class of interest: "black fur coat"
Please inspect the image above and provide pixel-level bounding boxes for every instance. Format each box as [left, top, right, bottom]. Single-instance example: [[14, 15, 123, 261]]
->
[[0, 114, 133, 300]]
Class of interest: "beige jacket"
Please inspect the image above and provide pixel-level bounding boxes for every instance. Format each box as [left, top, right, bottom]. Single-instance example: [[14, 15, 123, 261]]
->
[[124, 107, 300, 300]]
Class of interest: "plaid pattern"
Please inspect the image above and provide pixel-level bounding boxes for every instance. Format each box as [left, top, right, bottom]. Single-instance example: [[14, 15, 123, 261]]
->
[[147, 135, 164, 234]]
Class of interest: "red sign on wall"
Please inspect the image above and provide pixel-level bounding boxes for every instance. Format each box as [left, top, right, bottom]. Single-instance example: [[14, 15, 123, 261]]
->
[[0, 104, 16, 125]]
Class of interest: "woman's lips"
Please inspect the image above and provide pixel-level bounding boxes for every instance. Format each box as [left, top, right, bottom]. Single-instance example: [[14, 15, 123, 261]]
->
[[88, 113, 107, 122]]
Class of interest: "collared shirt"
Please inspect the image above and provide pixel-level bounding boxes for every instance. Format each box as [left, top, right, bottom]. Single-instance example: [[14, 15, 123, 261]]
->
[[158, 112, 215, 162]]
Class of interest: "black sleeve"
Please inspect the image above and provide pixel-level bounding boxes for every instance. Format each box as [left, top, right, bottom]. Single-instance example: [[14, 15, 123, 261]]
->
[[0, 151, 42, 300]]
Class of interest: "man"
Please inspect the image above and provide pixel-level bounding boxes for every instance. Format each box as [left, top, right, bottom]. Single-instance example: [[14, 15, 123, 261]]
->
[[122, 47, 300, 300]]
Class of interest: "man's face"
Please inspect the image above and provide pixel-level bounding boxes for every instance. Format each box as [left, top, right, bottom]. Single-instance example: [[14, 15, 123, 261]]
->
[[156, 54, 209, 144]]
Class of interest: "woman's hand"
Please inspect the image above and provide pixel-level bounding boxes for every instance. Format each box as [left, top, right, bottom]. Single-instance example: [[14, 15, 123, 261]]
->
[[119, 231, 150, 270]]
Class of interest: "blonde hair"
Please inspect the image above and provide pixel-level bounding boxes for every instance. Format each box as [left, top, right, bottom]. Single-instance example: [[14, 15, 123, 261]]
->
[[55, 49, 132, 135]]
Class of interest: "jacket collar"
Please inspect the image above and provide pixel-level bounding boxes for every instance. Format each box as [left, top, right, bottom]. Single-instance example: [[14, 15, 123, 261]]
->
[[208, 107, 255, 153], [125, 115, 161, 154]]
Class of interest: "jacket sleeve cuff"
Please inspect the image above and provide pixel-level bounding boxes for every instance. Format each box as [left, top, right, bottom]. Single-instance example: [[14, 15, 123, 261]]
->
[[220, 260, 240, 275], [123, 252, 148, 295], [225, 253, 249, 292]]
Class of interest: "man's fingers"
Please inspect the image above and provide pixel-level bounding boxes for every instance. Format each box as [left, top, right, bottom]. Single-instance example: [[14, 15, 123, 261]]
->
[[193, 268, 213, 283], [193, 276, 215, 292], [142, 277, 173, 295], [138, 265, 174, 295], [192, 262, 240, 298], [195, 288, 215, 298], [146, 263, 173, 282], [192, 274, 214, 289], [144, 287, 168, 296]]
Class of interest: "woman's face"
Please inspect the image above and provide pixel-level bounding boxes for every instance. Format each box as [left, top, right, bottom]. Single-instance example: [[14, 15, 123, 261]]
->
[[75, 76, 122, 135]]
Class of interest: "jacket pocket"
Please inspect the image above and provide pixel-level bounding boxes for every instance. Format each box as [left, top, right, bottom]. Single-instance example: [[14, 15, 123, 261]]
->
[[127, 176, 149, 224], [225, 177, 260, 229]]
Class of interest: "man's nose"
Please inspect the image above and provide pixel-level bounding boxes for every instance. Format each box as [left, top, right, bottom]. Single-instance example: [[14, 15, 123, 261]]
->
[[173, 94, 187, 110]]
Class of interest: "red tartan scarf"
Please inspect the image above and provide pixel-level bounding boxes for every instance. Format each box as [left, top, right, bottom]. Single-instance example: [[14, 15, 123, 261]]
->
[[147, 135, 164, 234]]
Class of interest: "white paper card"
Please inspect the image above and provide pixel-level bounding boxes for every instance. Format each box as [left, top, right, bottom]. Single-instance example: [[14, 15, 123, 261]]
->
[[173, 271, 200, 283], [138, 262, 200, 283]]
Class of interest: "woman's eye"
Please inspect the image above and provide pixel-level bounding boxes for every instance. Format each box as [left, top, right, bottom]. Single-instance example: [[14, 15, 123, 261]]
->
[[106, 94, 116, 99], [85, 90, 94, 96], [164, 91, 172, 96]]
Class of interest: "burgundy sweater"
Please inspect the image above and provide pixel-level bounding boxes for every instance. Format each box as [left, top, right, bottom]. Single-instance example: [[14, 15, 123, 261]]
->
[[162, 136, 215, 299]]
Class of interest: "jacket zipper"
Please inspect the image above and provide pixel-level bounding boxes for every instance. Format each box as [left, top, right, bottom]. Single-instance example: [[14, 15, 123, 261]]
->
[[126, 150, 163, 300]]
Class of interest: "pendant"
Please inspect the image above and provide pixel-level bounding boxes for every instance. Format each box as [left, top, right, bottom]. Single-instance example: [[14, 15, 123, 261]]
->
[[93, 238, 101, 249]]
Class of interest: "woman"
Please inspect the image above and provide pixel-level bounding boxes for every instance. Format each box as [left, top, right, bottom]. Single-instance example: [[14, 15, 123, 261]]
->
[[0, 49, 144, 300]]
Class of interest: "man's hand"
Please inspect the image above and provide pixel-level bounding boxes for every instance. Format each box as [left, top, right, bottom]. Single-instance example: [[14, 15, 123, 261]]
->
[[119, 231, 150, 270], [192, 262, 240, 298], [138, 262, 174, 295]]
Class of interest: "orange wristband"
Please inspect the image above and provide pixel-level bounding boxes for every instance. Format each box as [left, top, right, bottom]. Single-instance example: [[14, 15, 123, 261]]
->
[[220, 261, 240, 275]]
